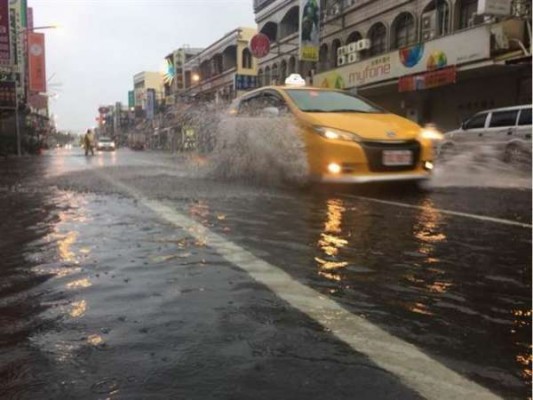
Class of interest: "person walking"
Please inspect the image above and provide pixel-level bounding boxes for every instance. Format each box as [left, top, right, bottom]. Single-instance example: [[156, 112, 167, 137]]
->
[[84, 129, 95, 156]]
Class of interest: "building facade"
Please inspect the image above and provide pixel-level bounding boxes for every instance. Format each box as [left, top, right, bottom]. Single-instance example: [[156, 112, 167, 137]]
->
[[183, 27, 258, 102], [255, 0, 531, 130], [163, 47, 203, 106], [133, 71, 163, 111]]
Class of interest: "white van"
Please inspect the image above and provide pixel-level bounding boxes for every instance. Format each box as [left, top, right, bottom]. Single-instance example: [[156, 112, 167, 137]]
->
[[439, 105, 532, 163]]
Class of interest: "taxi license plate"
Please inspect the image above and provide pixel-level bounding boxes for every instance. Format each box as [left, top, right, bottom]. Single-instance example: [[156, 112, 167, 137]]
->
[[382, 150, 413, 166]]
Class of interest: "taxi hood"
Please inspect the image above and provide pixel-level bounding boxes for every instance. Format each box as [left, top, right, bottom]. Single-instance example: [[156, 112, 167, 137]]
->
[[301, 112, 422, 141]]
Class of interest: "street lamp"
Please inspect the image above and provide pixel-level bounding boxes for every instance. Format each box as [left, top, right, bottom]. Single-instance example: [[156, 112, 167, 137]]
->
[[14, 24, 58, 156]]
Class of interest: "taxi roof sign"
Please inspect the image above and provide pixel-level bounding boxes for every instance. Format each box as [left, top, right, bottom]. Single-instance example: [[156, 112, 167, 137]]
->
[[284, 74, 306, 87]]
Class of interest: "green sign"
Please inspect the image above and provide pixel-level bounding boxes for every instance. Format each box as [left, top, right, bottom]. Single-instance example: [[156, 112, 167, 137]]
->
[[128, 90, 134, 108]]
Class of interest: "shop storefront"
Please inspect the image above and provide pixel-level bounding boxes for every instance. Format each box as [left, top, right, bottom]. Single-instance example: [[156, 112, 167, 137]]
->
[[315, 22, 531, 131]]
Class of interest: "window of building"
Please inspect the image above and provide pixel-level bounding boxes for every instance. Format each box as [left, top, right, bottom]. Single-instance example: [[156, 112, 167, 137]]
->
[[288, 56, 296, 74], [423, 0, 450, 37], [242, 48, 252, 69], [257, 68, 264, 87], [392, 13, 416, 49], [346, 31, 362, 45], [458, 0, 478, 30], [260, 22, 278, 42], [489, 110, 519, 128], [280, 60, 288, 82], [368, 23, 387, 56], [518, 108, 532, 126], [331, 39, 342, 67], [265, 66, 271, 85], [279, 6, 299, 39], [271, 63, 279, 85], [319, 44, 329, 72], [464, 112, 488, 129]]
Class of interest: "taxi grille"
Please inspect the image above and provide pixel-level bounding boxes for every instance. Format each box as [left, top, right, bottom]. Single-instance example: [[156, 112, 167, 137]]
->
[[361, 140, 421, 172]]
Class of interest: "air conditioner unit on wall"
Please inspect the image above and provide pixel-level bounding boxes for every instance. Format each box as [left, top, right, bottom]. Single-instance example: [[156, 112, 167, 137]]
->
[[356, 39, 371, 51], [338, 55, 347, 66], [421, 11, 437, 41], [347, 42, 358, 54], [337, 46, 348, 57], [422, 31, 435, 41], [347, 52, 360, 64]]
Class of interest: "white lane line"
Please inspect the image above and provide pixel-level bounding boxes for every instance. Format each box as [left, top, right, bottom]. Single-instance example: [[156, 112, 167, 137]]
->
[[340, 194, 532, 229], [96, 172, 501, 400]]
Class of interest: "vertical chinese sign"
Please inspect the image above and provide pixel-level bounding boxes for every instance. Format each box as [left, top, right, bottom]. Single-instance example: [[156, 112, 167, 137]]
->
[[128, 90, 134, 108], [0, 0, 10, 66], [28, 32, 45, 92], [146, 88, 155, 120], [299, 0, 320, 62]]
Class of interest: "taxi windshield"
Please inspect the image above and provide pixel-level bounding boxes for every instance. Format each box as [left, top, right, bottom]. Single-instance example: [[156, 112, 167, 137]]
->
[[285, 89, 384, 113]]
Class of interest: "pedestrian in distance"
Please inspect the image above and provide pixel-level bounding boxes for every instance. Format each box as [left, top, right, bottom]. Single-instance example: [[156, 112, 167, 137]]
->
[[84, 129, 95, 156]]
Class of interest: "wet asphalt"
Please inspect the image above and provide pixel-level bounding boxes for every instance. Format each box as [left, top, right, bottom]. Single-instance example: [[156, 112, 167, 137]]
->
[[0, 148, 531, 400]]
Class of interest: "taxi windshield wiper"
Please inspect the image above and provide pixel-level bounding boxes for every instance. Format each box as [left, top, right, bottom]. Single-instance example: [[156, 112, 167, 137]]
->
[[328, 109, 377, 113], [302, 108, 328, 112]]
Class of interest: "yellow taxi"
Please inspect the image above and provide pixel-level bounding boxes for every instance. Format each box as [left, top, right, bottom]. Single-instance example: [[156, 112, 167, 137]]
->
[[229, 74, 441, 183]]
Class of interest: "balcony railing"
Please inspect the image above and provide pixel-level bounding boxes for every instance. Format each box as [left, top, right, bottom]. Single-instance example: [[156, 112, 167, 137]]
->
[[254, 0, 276, 12]]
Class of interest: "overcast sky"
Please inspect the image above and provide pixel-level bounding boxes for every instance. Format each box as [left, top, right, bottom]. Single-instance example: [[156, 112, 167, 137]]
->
[[31, 0, 256, 133]]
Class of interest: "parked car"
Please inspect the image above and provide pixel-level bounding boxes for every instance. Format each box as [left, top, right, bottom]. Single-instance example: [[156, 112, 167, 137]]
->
[[96, 136, 116, 151], [438, 105, 532, 163]]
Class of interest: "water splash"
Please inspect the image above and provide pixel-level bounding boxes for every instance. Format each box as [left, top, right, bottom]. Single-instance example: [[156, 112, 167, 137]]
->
[[431, 146, 531, 189], [197, 114, 309, 186]]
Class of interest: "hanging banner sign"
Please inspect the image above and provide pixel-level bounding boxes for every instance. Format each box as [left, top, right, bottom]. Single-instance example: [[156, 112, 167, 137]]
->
[[28, 32, 45, 92], [299, 0, 320, 61], [398, 66, 457, 92], [0, 0, 10, 65]]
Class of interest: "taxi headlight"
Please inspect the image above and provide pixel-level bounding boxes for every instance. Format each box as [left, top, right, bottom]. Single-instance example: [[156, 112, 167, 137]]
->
[[418, 126, 443, 141], [313, 126, 361, 142]]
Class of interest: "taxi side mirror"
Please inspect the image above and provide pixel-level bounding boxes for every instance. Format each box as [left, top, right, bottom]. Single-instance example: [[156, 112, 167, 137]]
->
[[261, 107, 280, 118]]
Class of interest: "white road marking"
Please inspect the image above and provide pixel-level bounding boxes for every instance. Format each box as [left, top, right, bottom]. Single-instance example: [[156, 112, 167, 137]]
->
[[341, 194, 532, 229], [96, 172, 502, 400]]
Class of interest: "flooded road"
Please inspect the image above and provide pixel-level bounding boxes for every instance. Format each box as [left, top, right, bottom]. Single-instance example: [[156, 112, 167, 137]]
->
[[0, 148, 531, 399]]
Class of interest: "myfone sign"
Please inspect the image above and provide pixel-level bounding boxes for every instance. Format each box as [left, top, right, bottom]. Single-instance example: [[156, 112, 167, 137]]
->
[[315, 25, 491, 90]]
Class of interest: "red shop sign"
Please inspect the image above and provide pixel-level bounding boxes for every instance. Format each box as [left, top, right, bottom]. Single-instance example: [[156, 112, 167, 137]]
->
[[249, 33, 270, 59]]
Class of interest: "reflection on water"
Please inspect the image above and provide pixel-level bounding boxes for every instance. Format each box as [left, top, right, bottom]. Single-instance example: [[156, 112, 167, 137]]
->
[[413, 199, 446, 261], [66, 278, 92, 290], [87, 334, 103, 346], [512, 309, 532, 380], [96, 151, 117, 168], [58, 231, 78, 262], [69, 300, 87, 318], [316, 199, 348, 280], [409, 302, 433, 316]]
